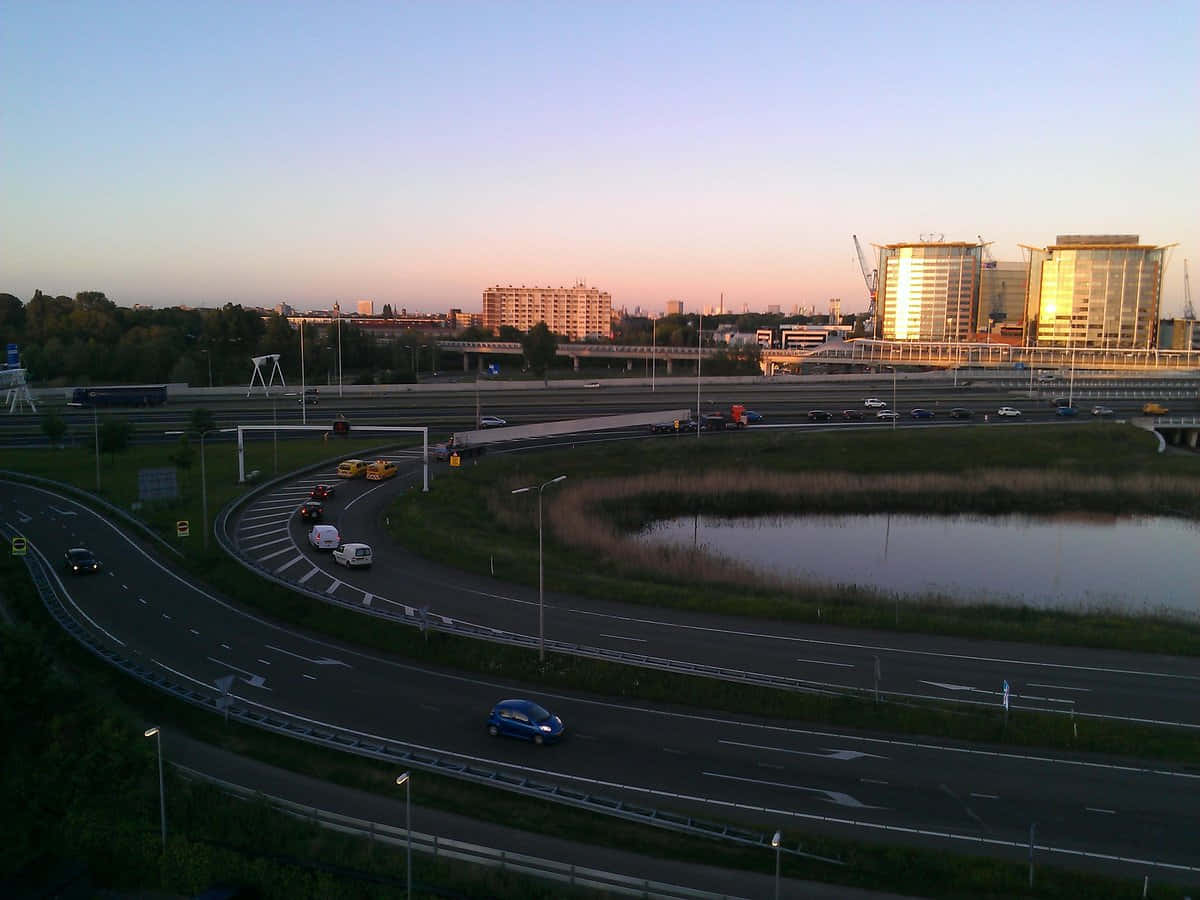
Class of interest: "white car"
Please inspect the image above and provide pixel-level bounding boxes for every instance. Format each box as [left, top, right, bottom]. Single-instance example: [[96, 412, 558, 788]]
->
[[479, 416, 507, 428], [864, 398, 887, 408], [308, 524, 340, 550], [876, 410, 899, 420], [332, 542, 372, 567], [997, 406, 1022, 417]]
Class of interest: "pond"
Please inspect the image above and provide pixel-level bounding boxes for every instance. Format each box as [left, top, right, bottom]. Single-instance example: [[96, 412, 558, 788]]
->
[[638, 512, 1200, 618]]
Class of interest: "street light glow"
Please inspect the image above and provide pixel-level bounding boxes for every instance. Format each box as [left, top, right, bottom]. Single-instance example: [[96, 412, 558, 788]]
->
[[144, 726, 159, 738]]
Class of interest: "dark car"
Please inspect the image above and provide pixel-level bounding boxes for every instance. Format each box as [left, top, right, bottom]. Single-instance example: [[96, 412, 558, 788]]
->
[[309, 483, 335, 500], [840, 409, 863, 420], [299, 388, 319, 406], [701, 413, 728, 431], [949, 408, 973, 419], [649, 422, 677, 434], [910, 408, 935, 419], [1055, 405, 1079, 417], [64, 548, 101, 575], [298, 500, 324, 521], [487, 699, 565, 745], [743, 409, 765, 423], [807, 410, 832, 421]]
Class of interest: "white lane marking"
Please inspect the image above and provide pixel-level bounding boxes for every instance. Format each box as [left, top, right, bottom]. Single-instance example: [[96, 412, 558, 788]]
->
[[1087, 807, 1116, 814], [246, 537, 291, 551], [861, 778, 889, 785], [1028, 682, 1092, 692], [240, 511, 289, 523], [206, 656, 269, 690], [721, 739, 888, 762], [344, 480, 394, 511], [970, 793, 999, 800], [121, 584, 128, 590], [263, 644, 350, 667], [757, 762, 784, 770], [257, 546, 293, 562], [921, 680, 986, 693], [189, 629, 200, 636], [162, 613, 171, 620], [257, 659, 271, 666], [17, 510, 32, 523], [704, 771, 882, 809], [49, 506, 77, 516], [598, 633, 648, 642], [220, 643, 231, 650], [302, 673, 317, 680], [274, 556, 304, 574], [25, 542, 127, 647], [325, 579, 342, 595], [138, 598, 147, 605], [297, 568, 321, 584], [562, 606, 1200, 682], [663, 747, 684, 755], [796, 657, 855, 668]]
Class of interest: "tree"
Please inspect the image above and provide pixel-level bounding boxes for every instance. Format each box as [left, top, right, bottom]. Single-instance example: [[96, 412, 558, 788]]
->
[[169, 434, 196, 486], [190, 407, 217, 435], [498, 325, 523, 342], [521, 322, 559, 386], [458, 324, 495, 341], [40, 411, 67, 446], [98, 419, 134, 460]]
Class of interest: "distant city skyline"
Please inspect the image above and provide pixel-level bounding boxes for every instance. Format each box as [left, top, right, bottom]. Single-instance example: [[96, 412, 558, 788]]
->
[[2, 2, 1195, 317]]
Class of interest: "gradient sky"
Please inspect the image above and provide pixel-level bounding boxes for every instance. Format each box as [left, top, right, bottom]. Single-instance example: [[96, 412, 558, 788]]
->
[[2, 1, 1196, 316]]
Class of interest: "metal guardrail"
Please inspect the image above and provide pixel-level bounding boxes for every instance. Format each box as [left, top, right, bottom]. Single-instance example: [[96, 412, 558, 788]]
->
[[174, 765, 750, 900], [0, 469, 183, 558], [4, 522, 831, 863]]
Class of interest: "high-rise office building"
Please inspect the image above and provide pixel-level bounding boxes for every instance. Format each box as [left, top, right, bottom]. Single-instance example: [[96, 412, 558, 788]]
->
[[482, 282, 612, 340], [978, 262, 1028, 335], [876, 242, 982, 341], [828, 298, 841, 324], [356, 300, 374, 316], [1023, 235, 1166, 348], [665, 300, 684, 316]]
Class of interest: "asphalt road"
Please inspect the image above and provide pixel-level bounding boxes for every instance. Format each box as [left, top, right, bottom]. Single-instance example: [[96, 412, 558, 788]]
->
[[7, 476, 1199, 886], [231, 457, 1200, 733]]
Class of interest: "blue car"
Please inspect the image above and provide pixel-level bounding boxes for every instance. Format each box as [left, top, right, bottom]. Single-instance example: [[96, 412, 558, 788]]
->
[[910, 408, 935, 419], [743, 409, 764, 423], [1055, 405, 1079, 417], [487, 699, 565, 745]]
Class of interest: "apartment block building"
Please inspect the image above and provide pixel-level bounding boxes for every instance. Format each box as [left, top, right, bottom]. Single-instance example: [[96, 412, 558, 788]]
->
[[482, 283, 612, 340]]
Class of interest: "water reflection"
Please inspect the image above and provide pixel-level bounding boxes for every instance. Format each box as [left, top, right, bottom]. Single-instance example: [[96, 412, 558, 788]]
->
[[639, 513, 1200, 618]]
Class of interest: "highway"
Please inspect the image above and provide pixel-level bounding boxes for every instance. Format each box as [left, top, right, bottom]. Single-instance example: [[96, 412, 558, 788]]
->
[[6, 473, 1200, 886]]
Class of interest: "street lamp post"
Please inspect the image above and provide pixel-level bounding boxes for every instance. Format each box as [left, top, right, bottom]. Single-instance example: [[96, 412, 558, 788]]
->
[[299, 321, 307, 426], [144, 726, 166, 854], [396, 772, 412, 900], [696, 310, 701, 439], [651, 316, 656, 393], [771, 829, 782, 900], [334, 302, 343, 399], [511, 475, 567, 662], [91, 393, 100, 491]]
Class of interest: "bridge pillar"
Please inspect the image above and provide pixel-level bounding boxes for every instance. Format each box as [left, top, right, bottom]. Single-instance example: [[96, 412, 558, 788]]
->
[[1171, 429, 1183, 446], [666, 358, 673, 374], [572, 355, 580, 372], [477, 353, 484, 372], [626, 359, 634, 371], [1188, 429, 1198, 449]]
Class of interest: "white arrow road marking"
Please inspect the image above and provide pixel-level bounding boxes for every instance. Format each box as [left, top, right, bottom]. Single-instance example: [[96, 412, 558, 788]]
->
[[206, 656, 270, 689], [704, 771, 884, 809], [720, 739, 888, 761], [17, 510, 32, 523], [1027, 682, 1092, 692], [49, 506, 77, 516], [264, 644, 351, 667], [920, 680, 992, 694], [795, 657, 855, 668]]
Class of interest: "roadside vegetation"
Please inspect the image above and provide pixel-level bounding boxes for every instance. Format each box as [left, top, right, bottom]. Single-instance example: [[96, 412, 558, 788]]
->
[[390, 423, 1200, 656]]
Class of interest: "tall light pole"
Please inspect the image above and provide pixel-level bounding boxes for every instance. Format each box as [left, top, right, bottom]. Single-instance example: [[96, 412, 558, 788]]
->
[[144, 726, 166, 854], [334, 302, 343, 399], [771, 829, 782, 900], [651, 316, 656, 393], [299, 320, 307, 426], [696, 309, 702, 439], [511, 474, 567, 662], [91, 393, 100, 491], [395, 772, 412, 900]]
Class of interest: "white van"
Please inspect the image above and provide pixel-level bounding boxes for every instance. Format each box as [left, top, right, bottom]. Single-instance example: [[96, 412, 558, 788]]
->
[[332, 542, 372, 568], [308, 524, 340, 550]]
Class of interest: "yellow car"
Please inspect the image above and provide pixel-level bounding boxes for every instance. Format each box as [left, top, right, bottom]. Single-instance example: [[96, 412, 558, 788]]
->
[[336, 458, 368, 479], [365, 459, 398, 481], [1142, 402, 1169, 415]]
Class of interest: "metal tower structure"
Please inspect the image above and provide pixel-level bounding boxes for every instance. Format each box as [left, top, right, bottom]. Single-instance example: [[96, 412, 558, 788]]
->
[[1, 368, 38, 414]]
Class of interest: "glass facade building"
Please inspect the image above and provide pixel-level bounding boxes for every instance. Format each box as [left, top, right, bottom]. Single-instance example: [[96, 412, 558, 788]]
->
[[876, 243, 982, 341], [1024, 235, 1165, 349]]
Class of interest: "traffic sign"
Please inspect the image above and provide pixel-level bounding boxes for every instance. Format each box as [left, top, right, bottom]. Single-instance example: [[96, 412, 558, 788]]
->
[[176, 520, 190, 538], [11, 536, 27, 556], [449, 452, 461, 467]]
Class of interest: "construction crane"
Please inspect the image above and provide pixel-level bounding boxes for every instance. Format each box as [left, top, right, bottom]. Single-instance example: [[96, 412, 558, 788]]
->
[[1185, 259, 1195, 320], [978, 235, 997, 268], [852, 234, 878, 323]]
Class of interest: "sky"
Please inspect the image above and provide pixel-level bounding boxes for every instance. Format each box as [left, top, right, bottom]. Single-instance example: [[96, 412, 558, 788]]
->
[[2, 1, 1196, 317]]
